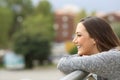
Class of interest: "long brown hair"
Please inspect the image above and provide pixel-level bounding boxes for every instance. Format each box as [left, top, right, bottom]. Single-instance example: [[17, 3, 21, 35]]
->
[[80, 16, 120, 52]]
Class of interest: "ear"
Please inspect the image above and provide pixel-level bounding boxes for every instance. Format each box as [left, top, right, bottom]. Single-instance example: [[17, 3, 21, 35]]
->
[[92, 38, 96, 45]]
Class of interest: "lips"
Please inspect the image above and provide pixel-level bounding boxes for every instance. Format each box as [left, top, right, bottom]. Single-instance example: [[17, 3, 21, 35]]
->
[[76, 45, 83, 56], [77, 46, 81, 52], [77, 46, 81, 49]]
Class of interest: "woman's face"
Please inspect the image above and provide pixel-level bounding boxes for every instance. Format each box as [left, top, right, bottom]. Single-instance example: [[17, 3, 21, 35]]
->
[[73, 22, 99, 56]]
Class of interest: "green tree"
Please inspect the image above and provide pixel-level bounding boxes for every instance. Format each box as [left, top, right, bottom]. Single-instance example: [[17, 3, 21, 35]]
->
[[69, 46, 78, 55], [34, 0, 52, 16], [5, 0, 33, 16], [89, 11, 96, 16], [4, 0, 33, 37], [12, 0, 54, 68], [111, 22, 120, 38], [0, 7, 13, 48], [22, 14, 54, 40], [21, 0, 54, 40], [0, 0, 33, 48]]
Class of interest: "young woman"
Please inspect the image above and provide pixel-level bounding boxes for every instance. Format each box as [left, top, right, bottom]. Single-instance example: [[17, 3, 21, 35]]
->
[[57, 16, 120, 80]]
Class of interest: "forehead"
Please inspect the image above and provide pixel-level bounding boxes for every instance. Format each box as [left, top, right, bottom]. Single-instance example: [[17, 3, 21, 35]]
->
[[76, 22, 87, 33], [75, 23, 91, 37]]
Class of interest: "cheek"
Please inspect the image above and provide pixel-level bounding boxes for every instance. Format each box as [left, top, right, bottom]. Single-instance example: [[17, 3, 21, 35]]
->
[[78, 38, 94, 55], [78, 37, 90, 45], [83, 40, 95, 54], [77, 37, 85, 44]]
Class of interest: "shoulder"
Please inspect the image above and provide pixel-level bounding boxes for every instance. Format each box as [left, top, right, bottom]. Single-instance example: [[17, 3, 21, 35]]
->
[[98, 48, 120, 57]]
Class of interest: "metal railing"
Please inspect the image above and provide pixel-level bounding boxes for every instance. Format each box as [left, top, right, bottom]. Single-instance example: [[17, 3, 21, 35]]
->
[[60, 71, 89, 80]]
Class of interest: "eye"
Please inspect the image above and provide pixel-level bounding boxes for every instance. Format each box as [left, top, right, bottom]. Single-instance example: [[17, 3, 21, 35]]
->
[[73, 33, 82, 38], [77, 34, 81, 37]]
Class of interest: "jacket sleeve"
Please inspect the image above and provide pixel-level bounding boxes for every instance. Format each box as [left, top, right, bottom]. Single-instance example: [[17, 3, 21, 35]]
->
[[57, 50, 120, 78]]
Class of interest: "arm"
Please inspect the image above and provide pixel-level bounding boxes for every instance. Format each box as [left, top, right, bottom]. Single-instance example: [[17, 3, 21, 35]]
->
[[57, 50, 120, 78]]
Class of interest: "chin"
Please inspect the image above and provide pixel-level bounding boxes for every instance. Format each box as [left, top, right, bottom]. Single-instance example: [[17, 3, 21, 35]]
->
[[78, 51, 83, 56], [78, 51, 89, 56]]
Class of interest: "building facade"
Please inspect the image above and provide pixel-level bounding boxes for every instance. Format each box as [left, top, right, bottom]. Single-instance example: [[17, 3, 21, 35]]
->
[[54, 10, 76, 42]]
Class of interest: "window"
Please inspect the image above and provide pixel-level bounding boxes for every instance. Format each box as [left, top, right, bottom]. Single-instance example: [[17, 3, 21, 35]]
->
[[62, 23, 68, 29], [62, 16, 68, 22], [62, 31, 68, 37]]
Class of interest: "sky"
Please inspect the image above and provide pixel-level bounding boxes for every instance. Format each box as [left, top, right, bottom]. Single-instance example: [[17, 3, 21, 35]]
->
[[32, 0, 120, 13]]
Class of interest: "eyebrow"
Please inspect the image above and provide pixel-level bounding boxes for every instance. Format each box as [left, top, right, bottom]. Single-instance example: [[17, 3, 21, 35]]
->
[[75, 32, 81, 34]]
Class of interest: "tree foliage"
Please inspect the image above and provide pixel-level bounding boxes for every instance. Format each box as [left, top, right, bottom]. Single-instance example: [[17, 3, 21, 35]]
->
[[111, 22, 120, 38], [5, 0, 33, 37], [69, 46, 78, 55], [35, 0, 52, 15], [22, 14, 54, 40], [13, 33, 51, 68], [0, 7, 13, 48], [12, 0, 54, 67], [21, 0, 54, 40], [5, 0, 33, 16], [0, 0, 34, 49]]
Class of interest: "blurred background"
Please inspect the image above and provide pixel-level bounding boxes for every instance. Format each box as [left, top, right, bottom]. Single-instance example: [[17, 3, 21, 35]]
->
[[0, 0, 120, 80]]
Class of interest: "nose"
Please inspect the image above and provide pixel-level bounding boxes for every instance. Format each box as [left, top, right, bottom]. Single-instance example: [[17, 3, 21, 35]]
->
[[72, 36, 77, 44]]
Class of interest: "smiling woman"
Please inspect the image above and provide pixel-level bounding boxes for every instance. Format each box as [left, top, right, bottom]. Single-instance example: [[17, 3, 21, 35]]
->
[[57, 16, 120, 80]]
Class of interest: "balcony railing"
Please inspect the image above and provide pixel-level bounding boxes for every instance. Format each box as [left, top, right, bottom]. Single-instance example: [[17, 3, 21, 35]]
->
[[60, 71, 89, 80]]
